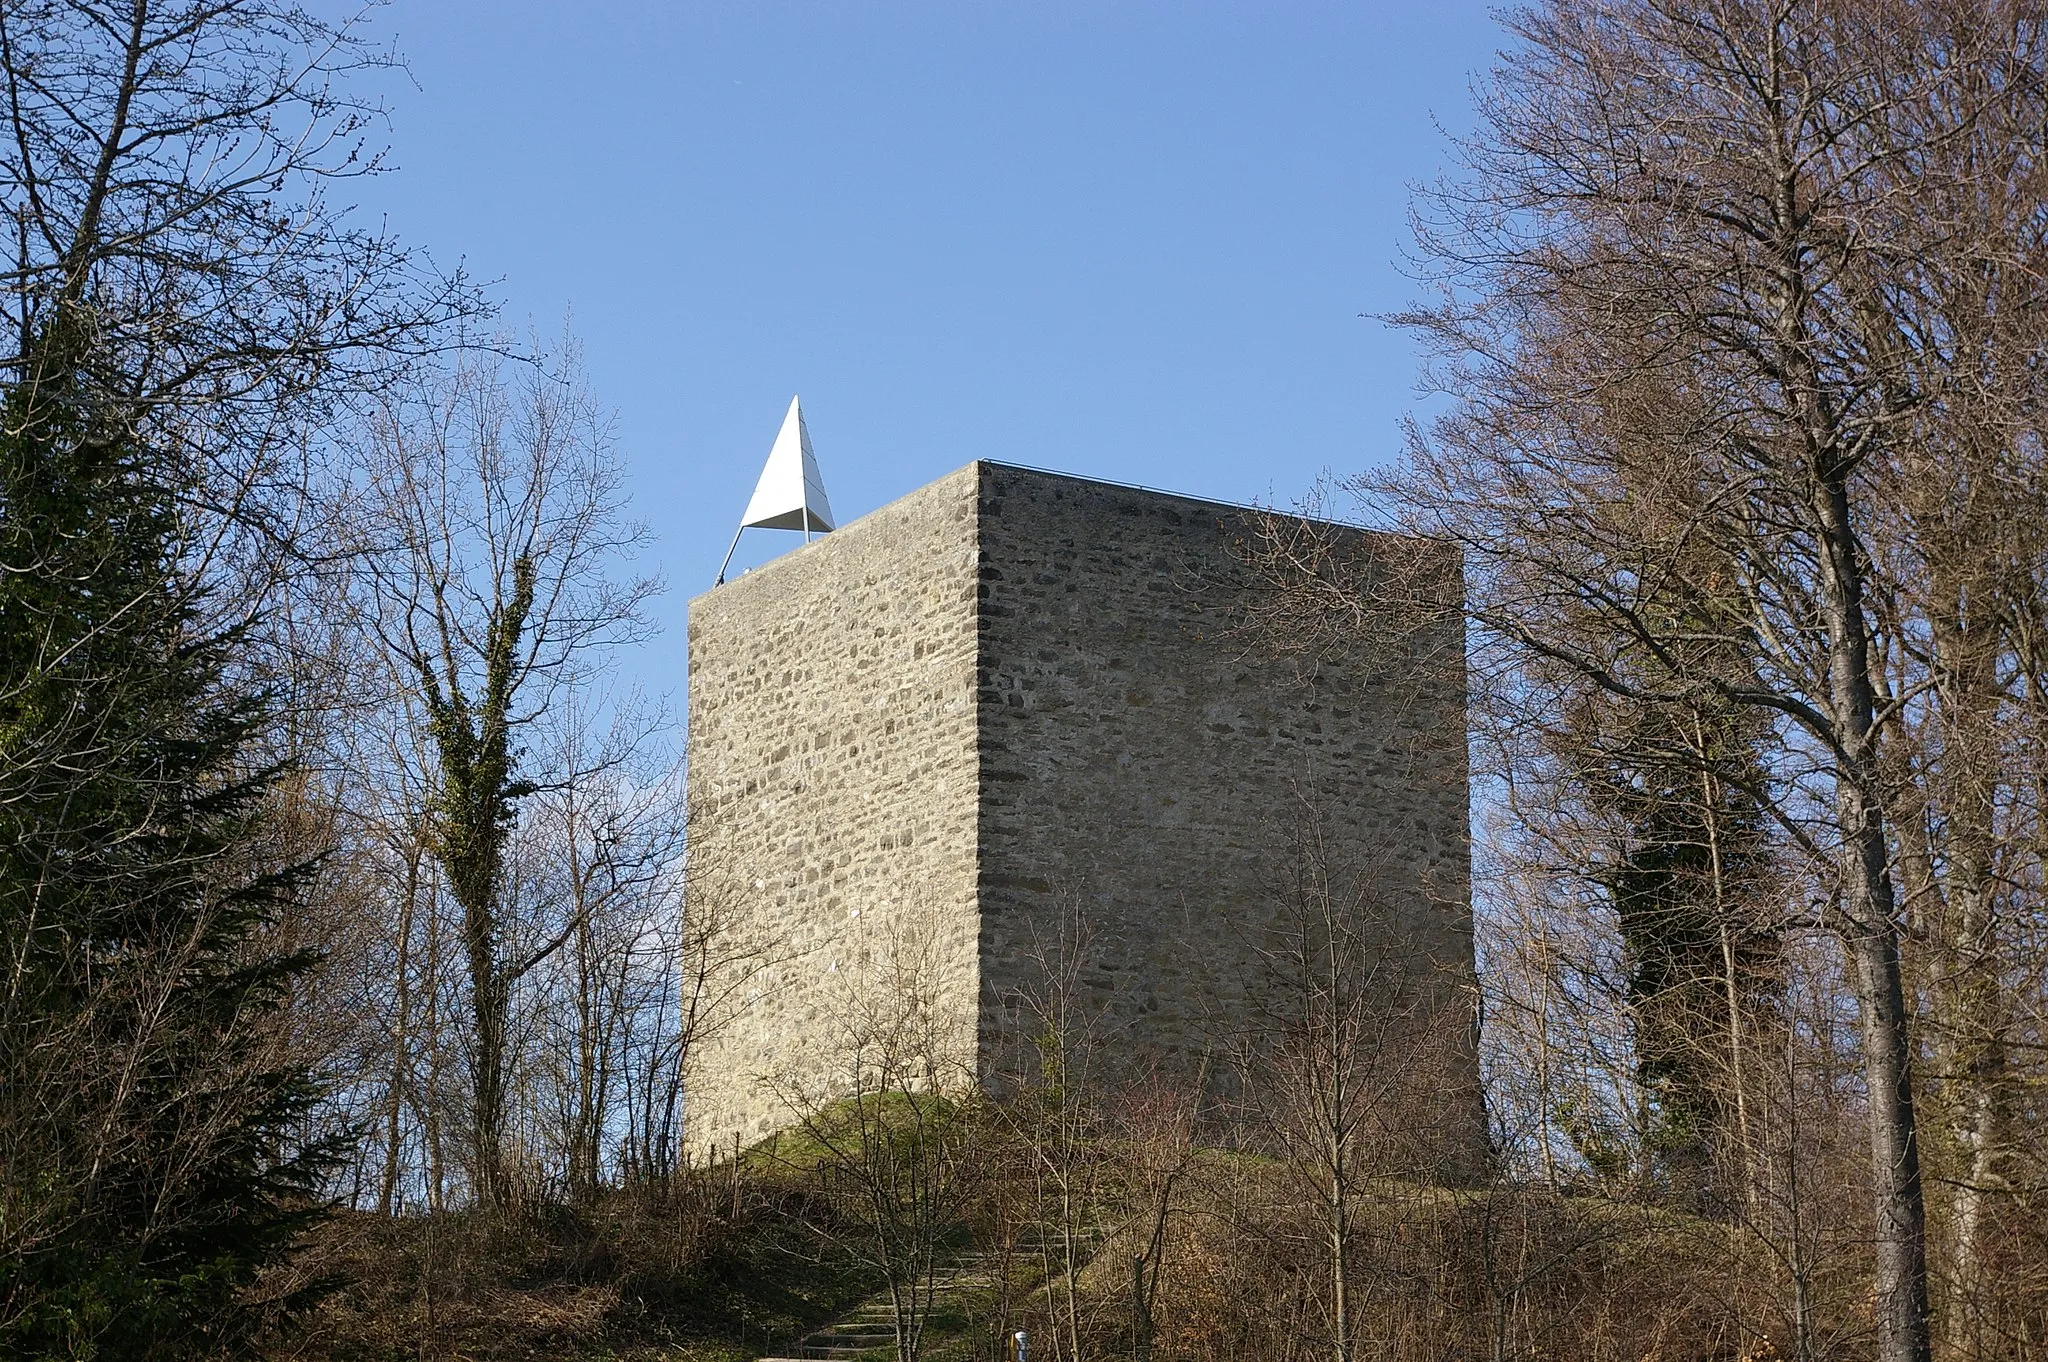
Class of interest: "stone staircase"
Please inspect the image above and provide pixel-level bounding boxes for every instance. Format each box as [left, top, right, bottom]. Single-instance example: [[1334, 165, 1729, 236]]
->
[[758, 1300, 898, 1361], [757, 1234, 1088, 1361]]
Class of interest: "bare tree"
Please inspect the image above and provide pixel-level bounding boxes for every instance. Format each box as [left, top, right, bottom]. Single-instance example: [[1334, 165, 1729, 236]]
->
[[508, 701, 691, 1199], [0, 0, 483, 637], [345, 341, 656, 1206], [1242, 6, 2048, 1358], [772, 903, 981, 1362], [1109, 1076, 1202, 1362], [1001, 899, 1116, 1362], [1884, 417, 2048, 1353], [1235, 828, 1468, 1362]]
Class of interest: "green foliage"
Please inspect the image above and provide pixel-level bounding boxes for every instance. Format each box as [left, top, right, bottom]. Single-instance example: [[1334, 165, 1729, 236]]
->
[[1578, 693, 1779, 1191], [0, 327, 337, 1358], [417, 552, 538, 921], [413, 547, 537, 1209]]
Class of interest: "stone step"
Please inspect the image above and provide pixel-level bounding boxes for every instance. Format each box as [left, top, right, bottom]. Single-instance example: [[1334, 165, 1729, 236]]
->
[[768, 1223, 1118, 1362], [805, 1343, 891, 1354]]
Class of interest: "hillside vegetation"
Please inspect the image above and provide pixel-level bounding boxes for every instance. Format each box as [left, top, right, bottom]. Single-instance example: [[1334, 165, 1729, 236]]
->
[[271, 1118, 2044, 1362], [5, 3, 2048, 1361]]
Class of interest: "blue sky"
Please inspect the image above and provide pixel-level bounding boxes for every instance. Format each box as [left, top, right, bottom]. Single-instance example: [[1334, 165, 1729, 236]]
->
[[351, 0, 1505, 690]]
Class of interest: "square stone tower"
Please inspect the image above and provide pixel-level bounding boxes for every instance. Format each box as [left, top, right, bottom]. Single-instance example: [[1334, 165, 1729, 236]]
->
[[685, 462, 1478, 1158]]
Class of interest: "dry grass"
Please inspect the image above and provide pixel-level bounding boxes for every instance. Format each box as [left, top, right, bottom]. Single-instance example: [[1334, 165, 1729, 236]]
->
[[262, 1179, 875, 1362]]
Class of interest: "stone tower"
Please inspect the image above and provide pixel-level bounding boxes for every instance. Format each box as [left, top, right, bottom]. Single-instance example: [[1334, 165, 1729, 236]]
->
[[685, 461, 1479, 1159]]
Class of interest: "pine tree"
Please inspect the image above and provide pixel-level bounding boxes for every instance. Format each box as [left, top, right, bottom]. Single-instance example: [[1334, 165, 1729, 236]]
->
[[0, 324, 337, 1359]]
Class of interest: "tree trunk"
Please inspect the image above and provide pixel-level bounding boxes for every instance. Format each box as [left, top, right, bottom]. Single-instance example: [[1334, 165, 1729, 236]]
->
[[1769, 40, 1931, 1328], [467, 939, 509, 1207], [1814, 473, 1931, 1362], [424, 900, 449, 1212], [377, 843, 423, 1216], [1924, 591, 2010, 1354], [1843, 906, 1930, 1362], [572, 911, 599, 1197], [1329, 1167, 1351, 1362]]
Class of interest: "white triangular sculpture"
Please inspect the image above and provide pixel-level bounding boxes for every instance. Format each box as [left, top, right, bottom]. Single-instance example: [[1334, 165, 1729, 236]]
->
[[741, 396, 835, 533], [714, 396, 837, 585]]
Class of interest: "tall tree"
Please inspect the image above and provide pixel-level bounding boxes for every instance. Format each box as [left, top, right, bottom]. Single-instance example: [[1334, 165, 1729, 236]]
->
[[349, 347, 654, 1206], [0, 321, 336, 1356], [0, 0, 479, 564], [1249, 4, 2048, 1358], [0, 0, 491, 1245], [1002, 905, 1114, 1362]]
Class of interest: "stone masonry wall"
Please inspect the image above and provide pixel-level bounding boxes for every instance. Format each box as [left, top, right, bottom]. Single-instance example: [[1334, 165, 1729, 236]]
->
[[972, 464, 1481, 1160], [685, 460, 1482, 1163], [684, 465, 982, 1153]]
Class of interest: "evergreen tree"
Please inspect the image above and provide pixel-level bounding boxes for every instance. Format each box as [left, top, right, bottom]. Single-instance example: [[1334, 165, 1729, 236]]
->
[[1548, 559, 1783, 1201], [0, 325, 337, 1359], [1591, 706, 1776, 1196]]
